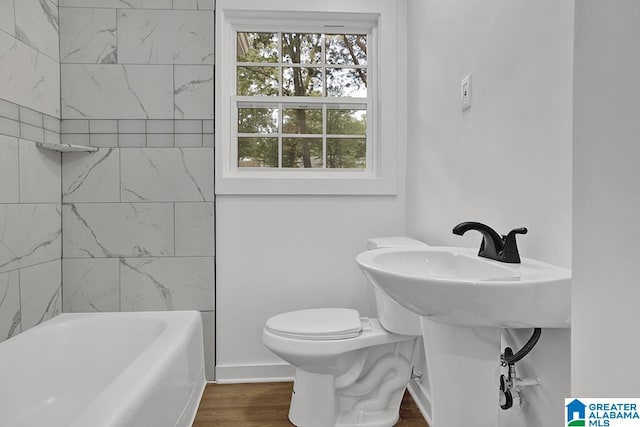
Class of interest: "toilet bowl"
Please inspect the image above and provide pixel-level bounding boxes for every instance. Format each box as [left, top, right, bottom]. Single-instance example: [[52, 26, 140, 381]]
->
[[262, 237, 428, 427], [263, 308, 417, 427]]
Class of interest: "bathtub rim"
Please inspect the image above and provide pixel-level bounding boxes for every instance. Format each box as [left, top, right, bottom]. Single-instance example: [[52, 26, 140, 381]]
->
[[69, 310, 206, 427], [0, 310, 206, 427]]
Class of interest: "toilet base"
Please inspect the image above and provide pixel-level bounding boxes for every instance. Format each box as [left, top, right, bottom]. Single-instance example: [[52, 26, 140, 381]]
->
[[289, 370, 336, 427], [335, 411, 399, 427], [288, 339, 416, 427], [288, 369, 403, 427]]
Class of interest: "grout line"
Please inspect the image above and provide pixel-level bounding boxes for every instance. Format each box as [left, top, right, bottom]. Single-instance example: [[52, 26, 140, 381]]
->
[[118, 145, 122, 201], [11, 0, 16, 38], [0, 201, 68, 205], [118, 255, 122, 312], [173, 64, 176, 120], [53, 61, 213, 66], [114, 7, 119, 67], [16, 127, 22, 204], [58, 0, 63, 121], [58, 6, 179, 11], [17, 265, 23, 334], [59, 254, 64, 313], [61, 255, 214, 260], [59, 111, 64, 307], [1, 257, 63, 276]]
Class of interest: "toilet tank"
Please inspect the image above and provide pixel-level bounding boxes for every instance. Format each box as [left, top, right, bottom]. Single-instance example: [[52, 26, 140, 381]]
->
[[365, 237, 428, 336]]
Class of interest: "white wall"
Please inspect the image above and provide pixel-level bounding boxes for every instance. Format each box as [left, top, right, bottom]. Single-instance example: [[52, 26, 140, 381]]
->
[[215, 0, 409, 382], [404, 0, 574, 425], [572, 1, 640, 397], [216, 196, 405, 380]]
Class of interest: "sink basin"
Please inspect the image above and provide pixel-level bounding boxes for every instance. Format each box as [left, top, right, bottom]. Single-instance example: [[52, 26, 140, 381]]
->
[[356, 245, 572, 426], [356, 247, 571, 328]]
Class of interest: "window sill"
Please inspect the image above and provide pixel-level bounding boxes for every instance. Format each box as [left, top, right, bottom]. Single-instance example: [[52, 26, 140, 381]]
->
[[215, 171, 397, 195]]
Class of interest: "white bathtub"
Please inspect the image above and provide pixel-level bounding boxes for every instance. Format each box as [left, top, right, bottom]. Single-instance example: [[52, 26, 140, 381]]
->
[[0, 311, 206, 427]]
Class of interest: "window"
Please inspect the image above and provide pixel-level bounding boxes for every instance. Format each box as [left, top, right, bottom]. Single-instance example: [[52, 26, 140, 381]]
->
[[216, 0, 405, 194], [236, 32, 369, 170]]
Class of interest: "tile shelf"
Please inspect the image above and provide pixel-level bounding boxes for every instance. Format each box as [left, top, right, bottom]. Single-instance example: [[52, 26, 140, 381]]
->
[[36, 141, 98, 153]]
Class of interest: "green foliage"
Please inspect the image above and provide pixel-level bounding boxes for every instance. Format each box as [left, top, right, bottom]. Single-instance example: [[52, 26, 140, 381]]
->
[[237, 32, 279, 63], [283, 108, 322, 134], [238, 107, 278, 134], [238, 137, 278, 168], [327, 109, 366, 135], [282, 138, 323, 168], [327, 139, 366, 169], [236, 32, 368, 168]]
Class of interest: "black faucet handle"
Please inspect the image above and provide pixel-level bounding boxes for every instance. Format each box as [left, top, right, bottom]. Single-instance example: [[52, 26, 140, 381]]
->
[[505, 227, 528, 238], [452, 221, 527, 264], [501, 227, 528, 263]]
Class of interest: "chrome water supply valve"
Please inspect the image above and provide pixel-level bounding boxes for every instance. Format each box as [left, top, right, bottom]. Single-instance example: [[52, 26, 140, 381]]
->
[[410, 367, 423, 383], [499, 328, 543, 410]]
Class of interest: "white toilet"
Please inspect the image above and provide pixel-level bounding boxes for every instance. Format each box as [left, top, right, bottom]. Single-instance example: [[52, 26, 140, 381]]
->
[[262, 237, 428, 427]]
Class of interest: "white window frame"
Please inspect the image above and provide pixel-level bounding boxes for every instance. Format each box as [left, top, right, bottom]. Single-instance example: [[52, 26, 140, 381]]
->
[[215, 0, 406, 195]]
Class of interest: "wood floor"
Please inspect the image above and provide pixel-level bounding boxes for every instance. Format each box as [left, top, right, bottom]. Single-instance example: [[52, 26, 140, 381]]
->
[[193, 382, 429, 426]]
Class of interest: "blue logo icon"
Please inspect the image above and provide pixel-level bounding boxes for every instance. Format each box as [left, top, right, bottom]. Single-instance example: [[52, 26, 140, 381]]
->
[[567, 399, 586, 426], [566, 398, 640, 426]]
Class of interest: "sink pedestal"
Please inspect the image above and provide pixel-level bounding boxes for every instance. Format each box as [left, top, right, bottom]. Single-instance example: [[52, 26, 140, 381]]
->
[[421, 318, 501, 427], [356, 246, 571, 426]]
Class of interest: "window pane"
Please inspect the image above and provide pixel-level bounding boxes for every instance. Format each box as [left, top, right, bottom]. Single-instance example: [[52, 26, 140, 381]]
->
[[282, 33, 322, 64], [234, 30, 371, 173], [237, 66, 279, 96], [283, 107, 322, 134], [282, 67, 322, 96], [237, 32, 279, 63], [238, 107, 279, 134], [238, 137, 278, 168], [327, 138, 366, 168], [327, 109, 366, 135], [326, 68, 367, 97], [326, 34, 367, 66], [282, 138, 323, 168]]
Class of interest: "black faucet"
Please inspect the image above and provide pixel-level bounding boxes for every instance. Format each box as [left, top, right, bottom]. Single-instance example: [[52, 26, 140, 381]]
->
[[452, 221, 528, 264]]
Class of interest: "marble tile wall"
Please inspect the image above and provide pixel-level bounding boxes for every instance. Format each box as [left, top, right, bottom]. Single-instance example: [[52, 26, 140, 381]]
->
[[0, 111, 62, 342], [58, 3, 215, 379], [60, 4, 214, 120], [0, 2, 62, 343], [0, 0, 60, 117]]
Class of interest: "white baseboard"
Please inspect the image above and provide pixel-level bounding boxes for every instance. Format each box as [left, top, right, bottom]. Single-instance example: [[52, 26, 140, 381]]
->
[[215, 362, 295, 383], [407, 378, 432, 426]]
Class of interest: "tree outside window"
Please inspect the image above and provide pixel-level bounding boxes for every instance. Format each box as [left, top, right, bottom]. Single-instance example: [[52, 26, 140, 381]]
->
[[236, 32, 368, 169]]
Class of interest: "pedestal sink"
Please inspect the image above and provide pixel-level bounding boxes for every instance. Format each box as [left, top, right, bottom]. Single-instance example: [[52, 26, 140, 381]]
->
[[356, 247, 571, 427]]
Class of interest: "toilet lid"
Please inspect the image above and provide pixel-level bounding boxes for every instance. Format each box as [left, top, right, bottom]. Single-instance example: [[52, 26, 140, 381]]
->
[[265, 308, 362, 340]]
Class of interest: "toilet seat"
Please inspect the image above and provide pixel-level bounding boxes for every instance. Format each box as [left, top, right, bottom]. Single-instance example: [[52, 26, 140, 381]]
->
[[265, 308, 363, 340]]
